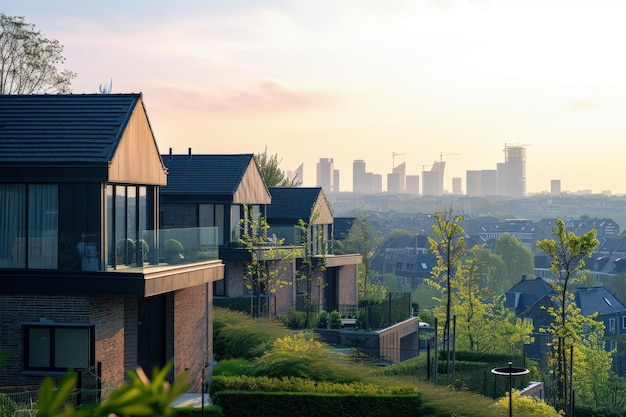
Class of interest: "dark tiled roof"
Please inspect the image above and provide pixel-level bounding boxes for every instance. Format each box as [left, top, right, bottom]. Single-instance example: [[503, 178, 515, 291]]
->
[[0, 94, 140, 163], [266, 187, 322, 221], [575, 287, 626, 316], [161, 154, 254, 195]]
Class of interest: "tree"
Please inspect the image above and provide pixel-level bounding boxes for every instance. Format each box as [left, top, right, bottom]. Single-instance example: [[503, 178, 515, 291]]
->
[[468, 245, 507, 296], [239, 205, 294, 318], [295, 214, 328, 328], [255, 147, 300, 187], [0, 14, 76, 94], [427, 208, 465, 370], [344, 217, 384, 301], [536, 218, 599, 410], [493, 233, 535, 291]]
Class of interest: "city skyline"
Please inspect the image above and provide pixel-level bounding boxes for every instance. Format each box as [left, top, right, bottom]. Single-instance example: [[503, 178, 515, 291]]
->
[[4, 1, 626, 194]]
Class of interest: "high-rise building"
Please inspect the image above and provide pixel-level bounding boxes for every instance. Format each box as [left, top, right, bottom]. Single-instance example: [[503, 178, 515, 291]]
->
[[452, 177, 462, 195], [406, 175, 420, 195], [551, 179, 561, 196], [503, 144, 526, 197], [481, 169, 497, 196], [422, 160, 445, 196], [333, 169, 340, 192], [387, 162, 406, 193], [353, 160, 367, 193], [372, 174, 383, 193], [466, 170, 481, 196], [316, 158, 334, 193]]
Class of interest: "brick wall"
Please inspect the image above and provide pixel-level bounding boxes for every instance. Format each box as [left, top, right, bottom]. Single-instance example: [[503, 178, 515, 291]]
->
[[0, 295, 125, 392], [173, 284, 211, 391]]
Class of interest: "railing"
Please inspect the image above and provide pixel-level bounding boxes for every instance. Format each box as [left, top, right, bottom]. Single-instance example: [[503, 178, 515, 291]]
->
[[108, 227, 220, 271]]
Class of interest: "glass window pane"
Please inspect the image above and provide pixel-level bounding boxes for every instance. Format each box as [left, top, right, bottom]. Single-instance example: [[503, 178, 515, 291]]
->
[[107, 185, 114, 268], [0, 184, 25, 268], [215, 205, 224, 246], [28, 328, 51, 368], [55, 328, 90, 368], [115, 187, 127, 266], [230, 205, 241, 241], [28, 185, 58, 269]]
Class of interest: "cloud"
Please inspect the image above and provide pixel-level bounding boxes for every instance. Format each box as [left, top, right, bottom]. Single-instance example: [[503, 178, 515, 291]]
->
[[147, 80, 338, 114]]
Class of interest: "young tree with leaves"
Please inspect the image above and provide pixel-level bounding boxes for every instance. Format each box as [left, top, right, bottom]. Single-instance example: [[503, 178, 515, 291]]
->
[[536, 218, 600, 410], [255, 147, 300, 187], [295, 214, 328, 328], [427, 209, 465, 370], [239, 205, 294, 318], [0, 14, 76, 94]]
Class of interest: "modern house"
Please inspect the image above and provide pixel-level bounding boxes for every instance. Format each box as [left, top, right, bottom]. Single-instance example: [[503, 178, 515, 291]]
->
[[0, 94, 224, 396], [159, 152, 301, 317], [266, 187, 361, 317]]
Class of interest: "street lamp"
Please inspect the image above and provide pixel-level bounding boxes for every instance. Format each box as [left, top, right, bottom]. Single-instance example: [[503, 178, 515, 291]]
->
[[491, 361, 530, 417]]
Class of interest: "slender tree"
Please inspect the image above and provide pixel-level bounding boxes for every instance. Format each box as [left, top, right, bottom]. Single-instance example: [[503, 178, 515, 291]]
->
[[493, 233, 535, 290], [536, 218, 599, 410], [427, 208, 465, 377], [0, 14, 76, 94]]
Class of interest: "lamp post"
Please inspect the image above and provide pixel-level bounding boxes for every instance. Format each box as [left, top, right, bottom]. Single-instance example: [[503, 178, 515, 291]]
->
[[491, 361, 530, 417]]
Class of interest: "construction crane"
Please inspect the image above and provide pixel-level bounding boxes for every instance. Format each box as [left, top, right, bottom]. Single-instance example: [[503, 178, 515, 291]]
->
[[439, 152, 460, 165], [392, 152, 405, 170]]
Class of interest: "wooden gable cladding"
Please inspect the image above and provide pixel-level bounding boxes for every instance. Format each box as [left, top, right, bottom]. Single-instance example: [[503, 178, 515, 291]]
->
[[232, 159, 271, 204], [108, 99, 167, 185], [311, 192, 333, 224]]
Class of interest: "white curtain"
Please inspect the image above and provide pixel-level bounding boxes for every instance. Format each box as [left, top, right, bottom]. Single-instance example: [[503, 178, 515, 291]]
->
[[0, 185, 25, 268], [28, 185, 58, 269]]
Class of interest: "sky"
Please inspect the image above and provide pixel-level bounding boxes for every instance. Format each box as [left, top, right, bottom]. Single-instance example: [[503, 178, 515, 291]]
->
[[4, 0, 626, 195]]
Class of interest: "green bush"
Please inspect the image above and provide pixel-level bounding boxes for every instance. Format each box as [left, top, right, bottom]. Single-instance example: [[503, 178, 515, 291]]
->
[[171, 405, 224, 417], [250, 332, 358, 383], [210, 375, 418, 396], [318, 311, 329, 329], [279, 309, 306, 329], [212, 358, 254, 377], [213, 392, 422, 417], [213, 308, 289, 360], [329, 310, 341, 329]]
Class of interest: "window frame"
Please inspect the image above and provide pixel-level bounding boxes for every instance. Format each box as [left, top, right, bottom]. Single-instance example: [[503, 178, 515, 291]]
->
[[23, 323, 95, 373]]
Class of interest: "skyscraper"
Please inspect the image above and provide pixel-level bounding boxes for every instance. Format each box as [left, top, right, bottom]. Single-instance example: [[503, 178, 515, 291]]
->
[[503, 144, 526, 197], [316, 158, 334, 193]]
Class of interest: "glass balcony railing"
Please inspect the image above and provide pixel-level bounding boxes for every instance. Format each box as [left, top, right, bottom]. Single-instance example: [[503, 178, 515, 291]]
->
[[107, 227, 219, 271]]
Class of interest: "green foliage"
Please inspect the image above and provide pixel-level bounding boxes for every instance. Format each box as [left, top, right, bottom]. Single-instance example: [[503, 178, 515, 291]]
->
[[318, 310, 329, 328], [212, 358, 254, 377], [467, 245, 507, 296], [495, 390, 563, 417], [213, 392, 422, 417], [328, 310, 341, 329], [493, 233, 535, 290], [36, 362, 189, 417], [0, 13, 76, 94], [213, 307, 289, 360], [255, 147, 299, 187], [279, 309, 307, 329], [211, 374, 418, 395], [251, 332, 358, 383], [382, 273, 398, 292], [345, 217, 384, 301], [0, 393, 17, 417], [171, 406, 224, 417]]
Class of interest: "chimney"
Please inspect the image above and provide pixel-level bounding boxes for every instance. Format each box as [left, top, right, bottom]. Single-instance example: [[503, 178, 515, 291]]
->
[[169, 148, 172, 159], [521, 274, 526, 281], [188, 147, 192, 159]]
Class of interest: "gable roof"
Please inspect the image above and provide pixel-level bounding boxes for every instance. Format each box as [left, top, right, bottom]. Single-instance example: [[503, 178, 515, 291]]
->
[[160, 153, 271, 204], [266, 187, 333, 225], [0, 93, 166, 184], [575, 286, 626, 317]]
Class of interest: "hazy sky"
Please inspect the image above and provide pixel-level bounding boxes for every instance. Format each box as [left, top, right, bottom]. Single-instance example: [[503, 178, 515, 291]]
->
[[4, 1, 626, 194]]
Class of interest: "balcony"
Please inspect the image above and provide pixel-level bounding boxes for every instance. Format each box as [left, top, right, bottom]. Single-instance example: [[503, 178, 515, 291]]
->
[[0, 227, 224, 297]]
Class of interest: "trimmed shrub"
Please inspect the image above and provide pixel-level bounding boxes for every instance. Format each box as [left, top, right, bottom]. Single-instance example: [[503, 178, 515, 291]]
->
[[279, 309, 306, 329], [318, 311, 329, 329], [329, 310, 341, 329]]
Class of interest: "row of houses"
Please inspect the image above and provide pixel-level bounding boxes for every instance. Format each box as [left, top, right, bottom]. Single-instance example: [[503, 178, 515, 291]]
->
[[0, 94, 361, 395]]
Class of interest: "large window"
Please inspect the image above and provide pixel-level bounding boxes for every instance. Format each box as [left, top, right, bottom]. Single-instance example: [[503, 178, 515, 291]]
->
[[199, 204, 224, 245], [0, 184, 58, 269], [107, 184, 151, 269], [24, 324, 94, 372]]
